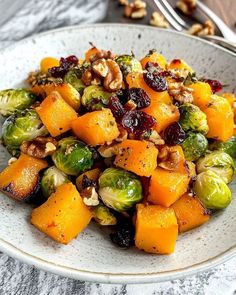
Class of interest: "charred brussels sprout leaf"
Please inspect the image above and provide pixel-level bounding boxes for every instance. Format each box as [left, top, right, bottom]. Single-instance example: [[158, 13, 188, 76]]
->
[[179, 103, 209, 134], [93, 203, 117, 226], [81, 85, 112, 110], [209, 136, 236, 158], [64, 68, 85, 94], [52, 137, 93, 176], [41, 166, 70, 198], [0, 89, 37, 116], [193, 170, 232, 210], [2, 109, 48, 154], [196, 151, 235, 184], [181, 132, 208, 161], [115, 55, 142, 76], [98, 167, 143, 212]]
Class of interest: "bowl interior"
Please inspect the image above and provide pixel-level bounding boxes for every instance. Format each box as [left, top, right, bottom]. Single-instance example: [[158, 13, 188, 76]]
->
[[0, 24, 236, 283]]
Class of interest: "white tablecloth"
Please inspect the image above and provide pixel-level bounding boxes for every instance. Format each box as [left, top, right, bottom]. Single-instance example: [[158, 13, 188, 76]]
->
[[0, 0, 236, 294]]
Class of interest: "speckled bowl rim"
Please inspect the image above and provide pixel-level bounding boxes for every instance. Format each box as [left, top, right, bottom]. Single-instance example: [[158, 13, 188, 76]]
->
[[0, 23, 236, 284]]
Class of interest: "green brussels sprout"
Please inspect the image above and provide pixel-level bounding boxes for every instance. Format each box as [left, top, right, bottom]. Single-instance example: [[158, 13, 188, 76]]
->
[[196, 151, 235, 184], [209, 136, 236, 158], [41, 166, 70, 198], [0, 89, 37, 116], [115, 55, 142, 76], [2, 109, 48, 153], [93, 203, 117, 225], [52, 137, 93, 176], [179, 103, 209, 134], [81, 85, 112, 110], [64, 68, 85, 94], [98, 167, 143, 212], [193, 170, 232, 210], [181, 132, 208, 161]]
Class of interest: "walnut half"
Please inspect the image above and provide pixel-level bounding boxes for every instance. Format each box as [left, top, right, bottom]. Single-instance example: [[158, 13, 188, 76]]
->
[[20, 136, 58, 158]]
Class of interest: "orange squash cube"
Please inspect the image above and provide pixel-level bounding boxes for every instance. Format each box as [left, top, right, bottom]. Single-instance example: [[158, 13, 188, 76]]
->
[[36, 91, 78, 137], [135, 204, 178, 254], [40, 57, 60, 73], [189, 82, 212, 110], [140, 51, 167, 69], [204, 95, 234, 141], [171, 193, 210, 233], [114, 140, 158, 177], [72, 108, 119, 146], [168, 59, 193, 73], [148, 167, 190, 207], [31, 183, 93, 244], [0, 154, 48, 201]]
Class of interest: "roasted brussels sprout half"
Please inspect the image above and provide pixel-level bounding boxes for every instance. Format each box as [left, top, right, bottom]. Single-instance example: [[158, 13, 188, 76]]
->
[[209, 136, 236, 158], [196, 151, 235, 184], [181, 132, 208, 161], [41, 166, 70, 198], [98, 168, 143, 212], [81, 85, 112, 110], [193, 170, 232, 210], [115, 55, 142, 76], [52, 137, 94, 176], [2, 109, 48, 154], [0, 89, 37, 116], [64, 68, 85, 94], [93, 203, 117, 225], [179, 103, 209, 134]]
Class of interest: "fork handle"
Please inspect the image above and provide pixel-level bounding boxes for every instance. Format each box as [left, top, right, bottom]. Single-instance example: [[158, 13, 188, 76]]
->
[[202, 35, 236, 54]]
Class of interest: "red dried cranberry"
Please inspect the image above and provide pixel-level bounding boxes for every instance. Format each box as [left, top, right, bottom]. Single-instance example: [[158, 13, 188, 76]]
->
[[108, 96, 125, 119], [203, 79, 222, 93], [163, 122, 186, 145], [121, 110, 156, 135], [143, 72, 167, 92], [145, 62, 160, 72], [127, 88, 151, 109], [49, 55, 78, 78]]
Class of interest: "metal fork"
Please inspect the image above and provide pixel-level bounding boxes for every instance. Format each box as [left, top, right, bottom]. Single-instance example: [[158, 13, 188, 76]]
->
[[153, 0, 236, 54]]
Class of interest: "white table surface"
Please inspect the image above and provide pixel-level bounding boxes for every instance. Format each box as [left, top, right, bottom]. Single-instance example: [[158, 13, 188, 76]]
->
[[0, 0, 236, 294]]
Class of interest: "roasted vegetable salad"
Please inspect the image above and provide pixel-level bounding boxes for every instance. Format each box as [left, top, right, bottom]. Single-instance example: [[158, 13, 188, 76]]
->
[[0, 46, 235, 254]]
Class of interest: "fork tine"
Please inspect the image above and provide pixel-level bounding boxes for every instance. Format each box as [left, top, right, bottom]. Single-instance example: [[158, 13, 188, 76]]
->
[[153, 0, 184, 32], [160, 0, 189, 30]]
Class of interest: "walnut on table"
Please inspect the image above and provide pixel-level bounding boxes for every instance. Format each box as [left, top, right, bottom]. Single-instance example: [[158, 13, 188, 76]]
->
[[176, 0, 196, 15], [188, 20, 215, 36], [149, 12, 169, 28], [123, 0, 147, 19]]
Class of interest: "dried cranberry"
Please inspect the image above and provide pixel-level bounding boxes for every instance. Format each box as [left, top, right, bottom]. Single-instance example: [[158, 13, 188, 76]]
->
[[163, 122, 186, 145], [110, 220, 135, 248], [49, 55, 78, 78], [82, 175, 97, 189], [116, 89, 128, 105], [127, 88, 151, 109], [121, 110, 156, 135], [203, 79, 222, 93], [143, 72, 167, 92], [108, 96, 125, 119], [145, 62, 160, 72]]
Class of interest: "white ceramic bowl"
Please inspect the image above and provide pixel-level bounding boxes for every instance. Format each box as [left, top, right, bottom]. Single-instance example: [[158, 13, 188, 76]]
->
[[0, 24, 236, 284]]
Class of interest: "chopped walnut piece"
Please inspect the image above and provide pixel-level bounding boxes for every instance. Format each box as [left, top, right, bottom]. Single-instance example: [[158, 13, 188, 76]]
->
[[104, 59, 123, 92], [27, 71, 63, 87], [81, 187, 99, 206], [150, 12, 169, 28], [168, 81, 193, 103], [92, 58, 109, 77], [119, 0, 129, 5], [158, 146, 181, 171], [147, 130, 165, 145], [20, 136, 58, 158], [176, 0, 196, 15], [90, 49, 115, 63], [98, 144, 119, 158], [115, 125, 128, 142], [188, 20, 215, 36], [124, 0, 147, 19]]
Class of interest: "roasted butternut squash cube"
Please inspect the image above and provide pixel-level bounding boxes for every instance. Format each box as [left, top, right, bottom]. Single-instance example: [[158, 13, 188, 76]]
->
[[135, 204, 178, 254], [168, 59, 193, 73], [204, 95, 234, 141], [40, 57, 60, 73], [171, 193, 210, 233], [36, 91, 78, 137], [189, 82, 212, 110], [32, 83, 81, 110], [0, 154, 48, 201], [143, 101, 180, 133], [72, 109, 119, 146], [114, 140, 158, 177], [126, 72, 172, 104], [31, 182, 93, 244], [140, 51, 167, 69], [148, 167, 190, 207]]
